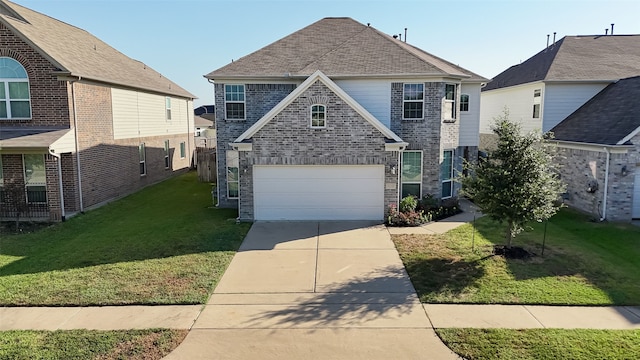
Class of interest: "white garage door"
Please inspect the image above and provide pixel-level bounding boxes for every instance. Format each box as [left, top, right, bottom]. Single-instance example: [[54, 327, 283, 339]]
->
[[633, 166, 640, 219], [253, 165, 385, 220]]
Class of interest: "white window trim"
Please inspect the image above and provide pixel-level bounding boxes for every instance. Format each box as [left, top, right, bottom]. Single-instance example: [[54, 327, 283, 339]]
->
[[179, 141, 186, 159], [139, 143, 146, 176], [23, 154, 46, 203], [164, 140, 170, 169], [460, 93, 470, 112], [533, 89, 542, 119], [401, 150, 423, 198], [310, 104, 326, 128], [402, 83, 424, 120], [165, 97, 172, 120], [224, 84, 246, 120], [444, 84, 457, 121], [226, 150, 239, 199], [0, 57, 32, 120], [441, 149, 454, 199]]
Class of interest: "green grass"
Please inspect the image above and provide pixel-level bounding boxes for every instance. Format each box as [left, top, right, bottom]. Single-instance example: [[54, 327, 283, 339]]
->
[[393, 209, 640, 304], [0, 172, 251, 305], [436, 328, 640, 360], [0, 329, 187, 360]]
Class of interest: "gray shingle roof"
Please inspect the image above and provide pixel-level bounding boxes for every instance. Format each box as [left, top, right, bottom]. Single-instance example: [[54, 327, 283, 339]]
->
[[484, 35, 640, 91], [551, 76, 640, 145], [206, 17, 487, 82], [0, 1, 194, 98]]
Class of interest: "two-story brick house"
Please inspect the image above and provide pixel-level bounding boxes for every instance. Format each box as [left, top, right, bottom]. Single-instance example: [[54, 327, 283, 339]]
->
[[206, 18, 487, 221], [0, 0, 195, 221]]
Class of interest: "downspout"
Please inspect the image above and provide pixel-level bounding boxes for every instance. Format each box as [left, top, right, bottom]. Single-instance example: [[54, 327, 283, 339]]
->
[[207, 78, 220, 206], [600, 147, 610, 221], [70, 78, 84, 212], [48, 150, 66, 221]]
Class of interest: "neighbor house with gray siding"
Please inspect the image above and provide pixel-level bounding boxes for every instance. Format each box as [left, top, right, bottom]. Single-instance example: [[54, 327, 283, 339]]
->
[[206, 17, 487, 221], [0, 0, 195, 221], [479, 34, 640, 149], [551, 76, 640, 221]]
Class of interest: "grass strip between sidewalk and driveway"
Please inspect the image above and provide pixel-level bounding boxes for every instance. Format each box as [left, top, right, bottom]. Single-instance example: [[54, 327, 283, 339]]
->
[[0, 171, 251, 306], [393, 209, 640, 305], [436, 328, 640, 360], [0, 329, 187, 360]]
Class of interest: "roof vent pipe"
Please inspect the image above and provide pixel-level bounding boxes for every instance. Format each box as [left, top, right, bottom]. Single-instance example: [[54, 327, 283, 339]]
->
[[605, 29, 609, 35], [553, 32, 556, 45], [399, 34, 402, 42], [611, 23, 614, 35], [546, 34, 550, 50], [404, 28, 407, 43]]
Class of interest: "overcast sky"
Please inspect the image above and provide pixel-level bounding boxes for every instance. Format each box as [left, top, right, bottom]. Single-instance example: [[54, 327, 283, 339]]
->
[[14, 0, 640, 107]]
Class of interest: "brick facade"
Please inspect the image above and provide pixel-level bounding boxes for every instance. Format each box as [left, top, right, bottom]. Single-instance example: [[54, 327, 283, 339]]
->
[[0, 24, 193, 221], [555, 135, 640, 221], [215, 83, 296, 208]]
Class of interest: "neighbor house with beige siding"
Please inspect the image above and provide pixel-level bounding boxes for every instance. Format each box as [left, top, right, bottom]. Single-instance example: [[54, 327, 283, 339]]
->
[[0, 0, 195, 221]]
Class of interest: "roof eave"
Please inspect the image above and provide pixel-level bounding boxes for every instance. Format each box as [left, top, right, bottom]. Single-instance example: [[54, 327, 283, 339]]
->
[[551, 139, 635, 149]]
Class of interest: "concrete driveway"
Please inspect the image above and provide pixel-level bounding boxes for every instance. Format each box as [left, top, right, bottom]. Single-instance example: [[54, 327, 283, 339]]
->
[[164, 221, 458, 360]]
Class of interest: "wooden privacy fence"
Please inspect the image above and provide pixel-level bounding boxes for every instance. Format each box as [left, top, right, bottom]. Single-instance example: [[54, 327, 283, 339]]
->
[[196, 147, 217, 183]]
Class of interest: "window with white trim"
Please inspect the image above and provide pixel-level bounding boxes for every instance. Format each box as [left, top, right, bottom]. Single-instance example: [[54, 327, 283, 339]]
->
[[165, 97, 172, 120], [0, 57, 31, 119], [310, 104, 326, 128], [533, 89, 541, 119], [226, 150, 239, 199], [180, 141, 186, 159], [401, 151, 423, 198], [403, 83, 424, 119], [441, 150, 454, 198], [139, 143, 146, 176], [164, 140, 170, 169], [444, 84, 457, 120], [460, 94, 469, 112], [225, 84, 245, 120], [23, 154, 46, 203]]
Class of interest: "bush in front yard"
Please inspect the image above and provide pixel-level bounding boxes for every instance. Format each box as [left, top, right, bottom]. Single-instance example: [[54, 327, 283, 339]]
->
[[386, 195, 462, 227]]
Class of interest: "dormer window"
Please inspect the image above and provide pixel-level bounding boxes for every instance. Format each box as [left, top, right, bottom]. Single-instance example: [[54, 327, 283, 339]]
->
[[0, 57, 31, 119], [311, 104, 326, 128]]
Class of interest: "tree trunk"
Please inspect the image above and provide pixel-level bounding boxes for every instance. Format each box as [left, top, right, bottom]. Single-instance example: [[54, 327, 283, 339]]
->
[[506, 222, 513, 248]]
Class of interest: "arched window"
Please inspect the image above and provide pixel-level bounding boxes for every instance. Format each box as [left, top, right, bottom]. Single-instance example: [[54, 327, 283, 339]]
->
[[310, 104, 326, 128], [0, 57, 31, 119]]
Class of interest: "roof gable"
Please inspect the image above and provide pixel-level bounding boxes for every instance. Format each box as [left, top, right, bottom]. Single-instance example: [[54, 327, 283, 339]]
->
[[234, 70, 404, 144], [485, 35, 640, 91], [551, 76, 640, 145], [208, 17, 487, 81], [0, 0, 194, 98]]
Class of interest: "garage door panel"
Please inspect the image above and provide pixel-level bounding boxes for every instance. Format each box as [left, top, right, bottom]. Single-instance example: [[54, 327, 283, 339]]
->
[[254, 166, 385, 220]]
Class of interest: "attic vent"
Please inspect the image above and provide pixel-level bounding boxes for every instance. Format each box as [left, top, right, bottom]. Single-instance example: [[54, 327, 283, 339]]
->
[[307, 95, 330, 106]]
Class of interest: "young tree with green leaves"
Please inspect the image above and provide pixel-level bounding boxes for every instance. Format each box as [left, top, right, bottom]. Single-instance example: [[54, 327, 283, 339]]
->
[[460, 111, 566, 248]]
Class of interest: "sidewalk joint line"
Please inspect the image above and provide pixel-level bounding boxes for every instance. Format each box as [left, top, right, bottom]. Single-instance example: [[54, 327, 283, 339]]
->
[[523, 305, 546, 329]]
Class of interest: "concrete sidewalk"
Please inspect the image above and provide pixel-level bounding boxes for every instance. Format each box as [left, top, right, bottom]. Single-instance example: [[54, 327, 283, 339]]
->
[[2, 304, 639, 332]]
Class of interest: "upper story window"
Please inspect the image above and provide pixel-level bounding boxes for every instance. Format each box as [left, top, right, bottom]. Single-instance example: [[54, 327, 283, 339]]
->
[[225, 84, 245, 120], [533, 89, 541, 119], [165, 97, 172, 120], [0, 57, 31, 119], [403, 83, 424, 119], [310, 104, 326, 128], [443, 84, 457, 120], [460, 94, 469, 112]]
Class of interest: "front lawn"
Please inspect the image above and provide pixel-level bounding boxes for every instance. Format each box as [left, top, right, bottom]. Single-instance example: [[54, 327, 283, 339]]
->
[[0, 172, 251, 305], [0, 329, 186, 360], [393, 209, 640, 305], [437, 328, 640, 360]]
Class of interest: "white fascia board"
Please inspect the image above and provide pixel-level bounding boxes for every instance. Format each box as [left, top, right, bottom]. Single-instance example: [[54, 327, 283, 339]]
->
[[551, 140, 632, 154], [385, 142, 409, 152], [617, 125, 640, 145], [229, 142, 252, 151], [234, 70, 404, 143]]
